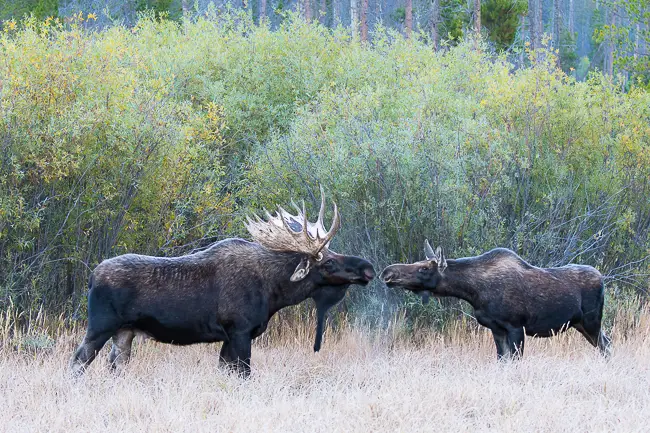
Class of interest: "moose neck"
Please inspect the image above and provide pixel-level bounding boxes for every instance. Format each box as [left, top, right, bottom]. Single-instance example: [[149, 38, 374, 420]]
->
[[436, 259, 482, 308], [264, 251, 320, 316]]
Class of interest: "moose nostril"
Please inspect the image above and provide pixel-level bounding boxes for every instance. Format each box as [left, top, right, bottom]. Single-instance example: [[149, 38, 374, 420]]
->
[[381, 269, 395, 281], [364, 268, 376, 280]]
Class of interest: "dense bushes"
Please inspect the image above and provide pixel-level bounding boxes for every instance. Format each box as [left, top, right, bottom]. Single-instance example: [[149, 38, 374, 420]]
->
[[1, 13, 649, 325]]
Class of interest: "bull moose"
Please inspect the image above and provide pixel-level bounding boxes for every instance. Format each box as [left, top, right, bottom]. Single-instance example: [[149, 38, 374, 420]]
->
[[69, 189, 375, 377], [380, 241, 611, 359]]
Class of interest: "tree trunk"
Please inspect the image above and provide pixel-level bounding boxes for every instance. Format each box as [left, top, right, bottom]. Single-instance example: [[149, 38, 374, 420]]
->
[[320, 0, 327, 25], [430, 0, 440, 50], [528, 0, 537, 49], [519, 14, 526, 65], [568, 0, 574, 35], [305, 0, 312, 21], [260, 0, 267, 22], [536, 0, 542, 46], [604, 7, 613, 76], [351, 0, 358, 31], [634, 22, 640, 60], [554, 0, 562, 66], [360, 0, 369, 40], [182, 0, 190, 15], [474, 0, 481, 39], [405, 0, 413, 38]]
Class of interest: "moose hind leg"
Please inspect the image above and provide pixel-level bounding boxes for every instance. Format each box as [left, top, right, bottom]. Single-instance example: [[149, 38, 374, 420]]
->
[[109, 328, 135, 372], [69, 330, 114, 377], [492, 329, 509, 360], [575, 322, 612, 357], [597, 330, 612, 357], [507, 327, 525, 359]]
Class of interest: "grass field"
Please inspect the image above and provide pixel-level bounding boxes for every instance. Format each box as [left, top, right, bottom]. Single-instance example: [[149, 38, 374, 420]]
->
[[1, 309, 650, 433]]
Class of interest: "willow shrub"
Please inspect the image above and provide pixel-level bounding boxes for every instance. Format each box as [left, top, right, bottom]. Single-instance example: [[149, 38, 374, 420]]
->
[[0, 15, 232, 313], [245, 29, 650, 326], [1, 13, 648, 326]]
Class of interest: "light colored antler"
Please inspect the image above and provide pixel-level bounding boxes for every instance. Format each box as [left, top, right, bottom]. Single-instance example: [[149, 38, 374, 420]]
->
[[245, 186, 341, 257]]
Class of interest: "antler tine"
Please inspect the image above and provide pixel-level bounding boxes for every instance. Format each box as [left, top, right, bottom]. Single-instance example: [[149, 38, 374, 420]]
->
[[250, 212, 262, 223], [277, 205, 300, 237], [290, 199, 302, 216], [316, 185, 326, 236], [318, 200, 340, 250], [330, 201, 341, 235], [301, 199, 309, 238]]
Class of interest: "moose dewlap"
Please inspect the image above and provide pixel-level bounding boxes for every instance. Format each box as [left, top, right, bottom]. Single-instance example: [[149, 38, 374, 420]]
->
[[380, 240, 611, 359]]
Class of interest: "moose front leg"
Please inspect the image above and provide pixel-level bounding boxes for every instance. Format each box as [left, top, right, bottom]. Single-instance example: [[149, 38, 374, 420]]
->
[[219, 332, 252, 378], [491, 329, 509, 360], [506, 327, 525, 359], [491, 326, 524, 360]]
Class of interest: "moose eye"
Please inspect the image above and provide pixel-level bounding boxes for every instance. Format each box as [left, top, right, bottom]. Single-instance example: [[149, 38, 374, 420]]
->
[[323, 259, 336, 270], [417, 268, 429, 274]]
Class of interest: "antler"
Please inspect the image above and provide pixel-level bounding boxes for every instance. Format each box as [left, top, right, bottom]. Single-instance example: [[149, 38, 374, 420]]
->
[[245, 185, 341, 258]]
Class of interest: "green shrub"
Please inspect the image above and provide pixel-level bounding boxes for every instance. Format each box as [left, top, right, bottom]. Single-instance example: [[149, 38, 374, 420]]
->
[[0, 13, 648, 327]]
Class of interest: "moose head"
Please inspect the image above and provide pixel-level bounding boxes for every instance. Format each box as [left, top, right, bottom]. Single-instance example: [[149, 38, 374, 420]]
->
[[245, 186, 375, 350], [380, 239, 447, 304]]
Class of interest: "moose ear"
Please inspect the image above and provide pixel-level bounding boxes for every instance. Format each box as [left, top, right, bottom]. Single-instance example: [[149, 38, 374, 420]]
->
[[424, 239, 437, 261], [290, 256, 312, 282], [437, 246, 447, 273]]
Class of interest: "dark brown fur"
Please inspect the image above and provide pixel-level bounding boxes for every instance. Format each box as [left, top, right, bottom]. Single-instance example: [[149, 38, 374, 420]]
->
[[70, 238, 375, 377], [381, 247, 611, 359]]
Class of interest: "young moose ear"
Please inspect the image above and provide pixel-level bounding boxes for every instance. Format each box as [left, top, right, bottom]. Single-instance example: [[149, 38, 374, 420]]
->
[[424, 240, 448, 273], [290, 256, 312, 282], [424, 239, 437, 261], [437, 246, 448, 273]]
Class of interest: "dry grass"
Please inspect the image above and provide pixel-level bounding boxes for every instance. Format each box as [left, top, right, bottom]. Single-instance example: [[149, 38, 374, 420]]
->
[[2, 308, 650, 432]]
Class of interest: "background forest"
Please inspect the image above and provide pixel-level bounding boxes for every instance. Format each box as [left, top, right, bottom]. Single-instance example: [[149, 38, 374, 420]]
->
[[2, 0, 649, 83], [0, 2, 649, 330]]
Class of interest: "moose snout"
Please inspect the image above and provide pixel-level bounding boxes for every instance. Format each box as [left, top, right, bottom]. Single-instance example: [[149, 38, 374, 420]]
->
[[380, 267, 397, 283], [363, 266, 376, 281]]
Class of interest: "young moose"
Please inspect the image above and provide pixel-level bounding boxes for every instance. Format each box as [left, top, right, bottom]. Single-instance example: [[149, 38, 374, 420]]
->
[[70, 189, 375, 378], [380, 241, 611, 359]]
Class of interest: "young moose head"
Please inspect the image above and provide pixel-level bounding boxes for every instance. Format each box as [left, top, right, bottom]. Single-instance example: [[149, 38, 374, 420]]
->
[[380, 239, 447, 304], [245, 187, 376, 287]]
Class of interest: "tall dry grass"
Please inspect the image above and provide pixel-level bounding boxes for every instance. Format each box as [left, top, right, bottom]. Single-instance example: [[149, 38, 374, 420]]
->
[[1, 306, 650, 432]]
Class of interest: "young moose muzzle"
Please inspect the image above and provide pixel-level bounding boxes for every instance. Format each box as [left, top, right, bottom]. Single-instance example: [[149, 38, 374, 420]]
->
[[381, 240, 611, 360]]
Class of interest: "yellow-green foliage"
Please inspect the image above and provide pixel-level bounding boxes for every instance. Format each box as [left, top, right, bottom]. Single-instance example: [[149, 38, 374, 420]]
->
[[0, 14, 232, 310], [0, 12, 648, 318]]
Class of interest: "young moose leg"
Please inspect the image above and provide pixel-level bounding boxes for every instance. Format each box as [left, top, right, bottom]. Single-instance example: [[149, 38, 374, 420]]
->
[[575, 290, 612, 357], [69, 330, 114, 377], [574, 322, 612, 357], [598, 331, 612, 356], [506, 327, 525, 359], [108, 328, 135, 372]]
